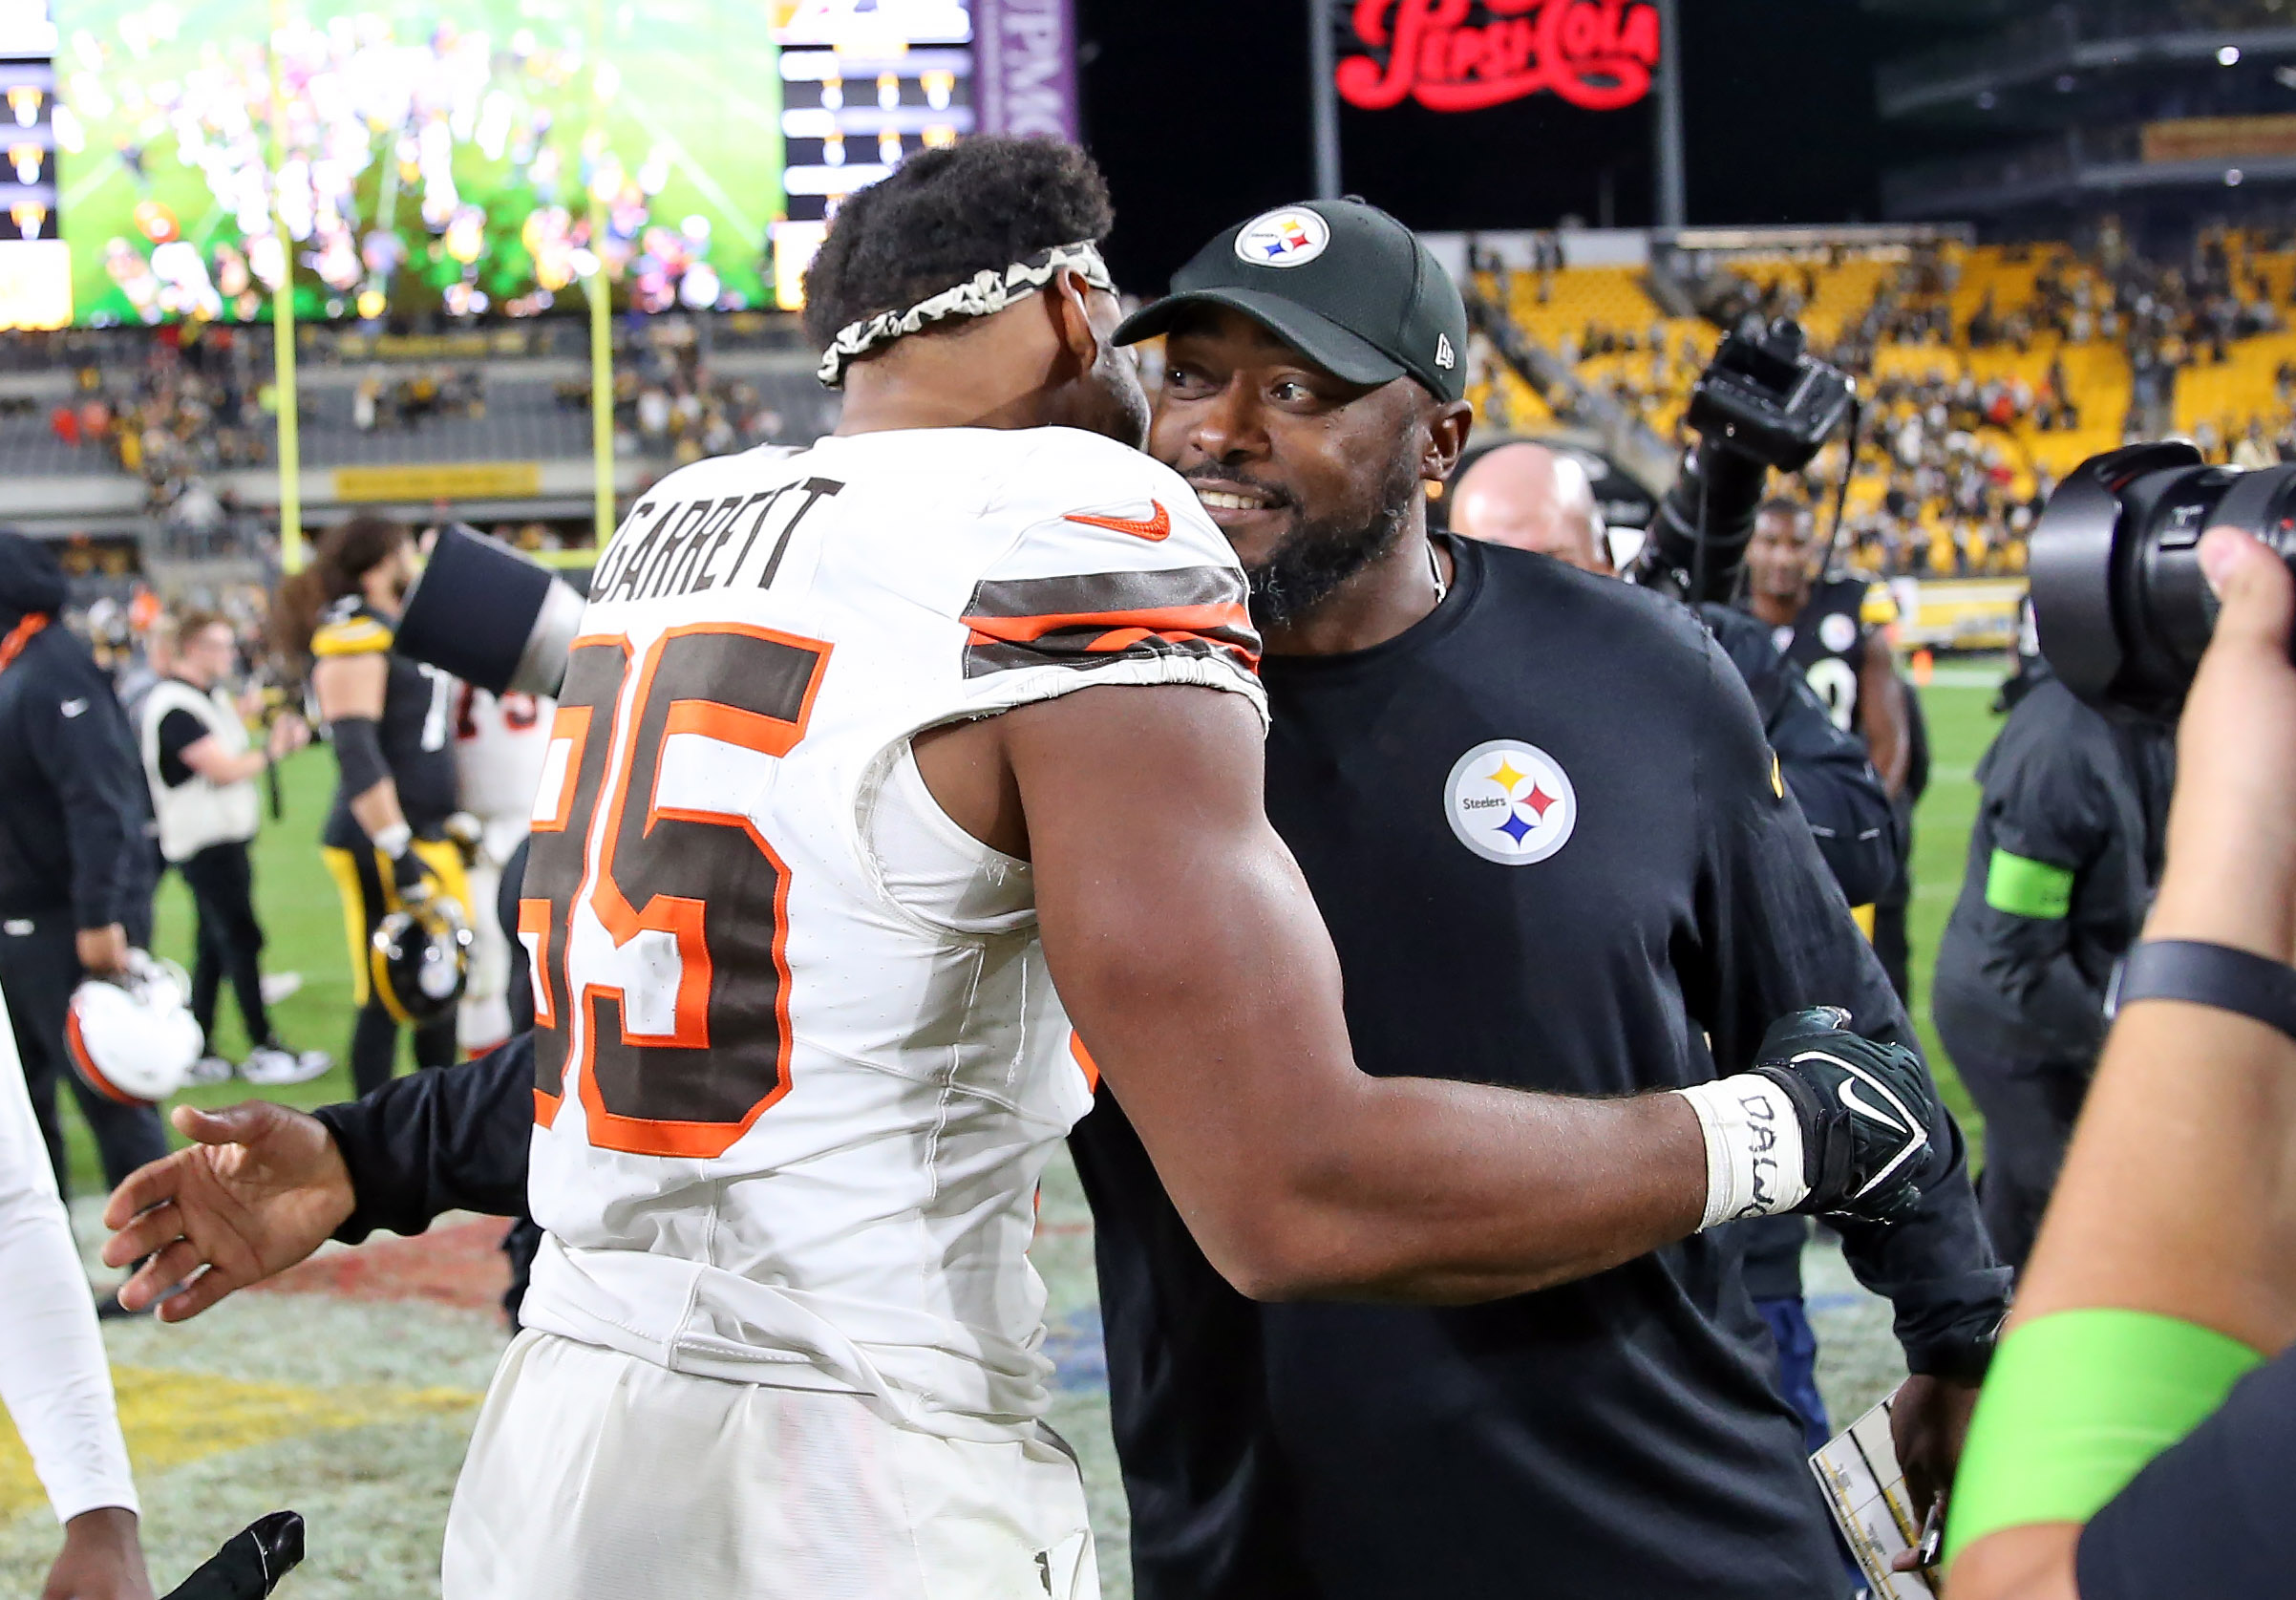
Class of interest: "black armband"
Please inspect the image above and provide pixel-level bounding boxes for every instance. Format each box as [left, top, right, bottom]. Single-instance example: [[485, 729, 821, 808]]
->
[[2110, 940, 2296, 1047], [329, 715, 391, 796]]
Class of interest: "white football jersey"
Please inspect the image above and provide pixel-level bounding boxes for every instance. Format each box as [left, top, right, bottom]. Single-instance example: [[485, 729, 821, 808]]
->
[[454, 685, 555, 823], [518, 426, 1265, 1443]]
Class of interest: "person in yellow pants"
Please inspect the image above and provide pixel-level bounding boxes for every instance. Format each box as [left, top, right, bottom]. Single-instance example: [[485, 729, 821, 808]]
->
[[283, 516, 472, 1093]]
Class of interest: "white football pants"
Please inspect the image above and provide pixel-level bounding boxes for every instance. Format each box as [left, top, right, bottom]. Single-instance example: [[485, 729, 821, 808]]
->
[[441, 1329, 1099, 1600]]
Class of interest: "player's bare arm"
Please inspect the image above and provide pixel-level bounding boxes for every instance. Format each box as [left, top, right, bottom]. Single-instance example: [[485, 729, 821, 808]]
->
[[311, 651, 409, 840], [1860, 643, 1911, 797], [929, 683, 1840, 1305]]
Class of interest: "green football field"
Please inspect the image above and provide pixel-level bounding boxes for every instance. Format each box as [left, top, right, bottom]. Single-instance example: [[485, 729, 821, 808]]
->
[[58, 0, 783, 323]]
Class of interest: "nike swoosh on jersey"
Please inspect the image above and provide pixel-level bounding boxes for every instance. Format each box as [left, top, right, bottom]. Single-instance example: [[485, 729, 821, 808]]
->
[[59, 698, 87, 717], [1066, 501, 1172, 542]]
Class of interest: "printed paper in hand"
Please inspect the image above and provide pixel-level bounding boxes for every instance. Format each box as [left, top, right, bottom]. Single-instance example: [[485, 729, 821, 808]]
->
[[1808, 1390, 1941, 1598]]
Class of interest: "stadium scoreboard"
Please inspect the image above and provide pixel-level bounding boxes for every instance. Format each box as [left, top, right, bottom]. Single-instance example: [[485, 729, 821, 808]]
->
[[0, 0, 981, 328], [772, 0, 973, 310], [0, 0, 65, 326]]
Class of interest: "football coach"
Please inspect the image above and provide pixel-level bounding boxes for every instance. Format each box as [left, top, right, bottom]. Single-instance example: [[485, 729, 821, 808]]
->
[[1064, 199, 2008, 1599]]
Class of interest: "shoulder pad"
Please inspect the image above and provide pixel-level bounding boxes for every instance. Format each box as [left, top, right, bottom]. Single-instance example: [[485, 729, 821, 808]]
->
[[311, 603, 393, 658]]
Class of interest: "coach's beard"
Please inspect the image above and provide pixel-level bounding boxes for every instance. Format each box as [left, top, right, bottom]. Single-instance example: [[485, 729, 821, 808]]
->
[[1239, 445, 1425, 631]]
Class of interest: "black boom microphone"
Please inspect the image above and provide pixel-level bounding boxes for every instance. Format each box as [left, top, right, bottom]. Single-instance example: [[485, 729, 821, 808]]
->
[[161, 1511, 305, 1599], [395, 523, 585, 697]]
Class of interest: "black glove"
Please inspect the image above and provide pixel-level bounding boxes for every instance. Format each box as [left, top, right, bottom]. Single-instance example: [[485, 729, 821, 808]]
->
[[390, 841, 439, 906], [162, 1511, 305, 1599], [1749, 1006, 1939, 1223]]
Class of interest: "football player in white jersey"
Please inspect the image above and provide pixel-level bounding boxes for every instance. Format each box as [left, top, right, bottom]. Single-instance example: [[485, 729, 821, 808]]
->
[[102, 138, 1943, 1600], [449, 683, 553, 1054]]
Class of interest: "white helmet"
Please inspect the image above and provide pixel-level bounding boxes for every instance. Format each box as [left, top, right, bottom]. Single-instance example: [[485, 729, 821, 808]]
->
[[68, 950, 204, 1105]]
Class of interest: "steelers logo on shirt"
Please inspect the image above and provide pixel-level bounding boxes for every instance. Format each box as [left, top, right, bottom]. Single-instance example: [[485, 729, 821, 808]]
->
[[1234, 207, 1330, 268], [1444, 739, 1577, 866], [1818, 611, 1859, 653]]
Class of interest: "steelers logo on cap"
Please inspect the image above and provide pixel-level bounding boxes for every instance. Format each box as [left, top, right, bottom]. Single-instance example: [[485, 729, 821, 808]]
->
[[1444, 739, 1577, 866], [1234, 207, 1330, 269]]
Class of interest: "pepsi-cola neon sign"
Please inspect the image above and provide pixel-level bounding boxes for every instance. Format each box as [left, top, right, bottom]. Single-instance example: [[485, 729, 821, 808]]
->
[[1337, 0, 1663, 114]]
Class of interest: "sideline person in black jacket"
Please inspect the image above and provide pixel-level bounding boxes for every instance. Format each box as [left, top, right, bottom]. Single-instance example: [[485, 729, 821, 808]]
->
[[0, 532, 167, 1198], [1932, 637, 2174, 1270]]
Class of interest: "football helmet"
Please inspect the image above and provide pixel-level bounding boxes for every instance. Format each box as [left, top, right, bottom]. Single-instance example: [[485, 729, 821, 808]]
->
[[67, 950, 205, 1104], [370, 895, 474, 1027]]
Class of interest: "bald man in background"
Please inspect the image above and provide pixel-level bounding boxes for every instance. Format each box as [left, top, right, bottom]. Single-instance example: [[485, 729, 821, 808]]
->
[[1449, 441, 1612, 571], [1452, 438, 1900, 1467]]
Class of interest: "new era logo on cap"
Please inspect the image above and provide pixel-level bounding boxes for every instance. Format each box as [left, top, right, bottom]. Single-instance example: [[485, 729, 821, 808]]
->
[[1435, 332, 1455, 370]]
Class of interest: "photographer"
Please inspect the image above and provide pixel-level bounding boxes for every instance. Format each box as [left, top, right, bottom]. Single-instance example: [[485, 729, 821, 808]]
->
[[1945, 523, 2296, 1596]]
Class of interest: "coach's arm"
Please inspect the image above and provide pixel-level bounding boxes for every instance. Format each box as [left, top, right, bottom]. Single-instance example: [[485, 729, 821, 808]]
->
[[100, 1037, 535, 1321]]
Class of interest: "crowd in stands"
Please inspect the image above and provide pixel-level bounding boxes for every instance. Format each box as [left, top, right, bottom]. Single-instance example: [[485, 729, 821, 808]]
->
[[1474, 220, 2296, 581], [554, 323, 833, 465]]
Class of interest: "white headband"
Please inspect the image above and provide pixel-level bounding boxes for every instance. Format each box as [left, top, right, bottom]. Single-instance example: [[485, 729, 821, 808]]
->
[[816, 239, 1115, 388]]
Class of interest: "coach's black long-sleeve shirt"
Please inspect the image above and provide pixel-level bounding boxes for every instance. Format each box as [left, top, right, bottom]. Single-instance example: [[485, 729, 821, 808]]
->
[[1073, 537, 2004, 1600]]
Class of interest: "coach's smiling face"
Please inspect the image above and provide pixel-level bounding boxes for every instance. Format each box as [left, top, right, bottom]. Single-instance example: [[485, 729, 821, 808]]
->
[[1151, 304, 1466, 629]]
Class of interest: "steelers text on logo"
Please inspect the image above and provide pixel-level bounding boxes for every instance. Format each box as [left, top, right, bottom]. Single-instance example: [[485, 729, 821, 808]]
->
[[1444, 739, 1577, 865]]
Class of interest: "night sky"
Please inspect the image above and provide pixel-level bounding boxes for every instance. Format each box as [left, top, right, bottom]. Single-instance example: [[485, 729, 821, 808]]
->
[[1070, 0, 1932, 290]]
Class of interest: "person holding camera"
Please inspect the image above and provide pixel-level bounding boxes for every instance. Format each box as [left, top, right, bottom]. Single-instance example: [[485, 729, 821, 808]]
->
[[137, 608, 329, 1087], [1929, 613, 2174, 1270], [280, 517, 473, 1095], [0, 531, 167, 1202], [1945, 522, 2296, 1596]]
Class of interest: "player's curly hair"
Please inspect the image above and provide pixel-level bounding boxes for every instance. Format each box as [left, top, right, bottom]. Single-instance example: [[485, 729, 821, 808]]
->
[[799, 136, 1115, 351]]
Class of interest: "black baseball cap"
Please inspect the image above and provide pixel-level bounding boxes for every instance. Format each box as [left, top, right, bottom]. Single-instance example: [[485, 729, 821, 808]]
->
[[1113, 198, 1469, 404]]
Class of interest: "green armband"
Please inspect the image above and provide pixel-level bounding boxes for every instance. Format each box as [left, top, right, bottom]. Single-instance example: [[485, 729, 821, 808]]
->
[[1945, 1309, 2264, 1570], [1985, 848, 2075, 919]]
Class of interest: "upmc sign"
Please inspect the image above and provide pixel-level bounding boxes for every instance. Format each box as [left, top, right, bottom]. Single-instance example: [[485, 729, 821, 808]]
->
[[974, 0, 1081, 141], [1337, 0, 1663, 114]]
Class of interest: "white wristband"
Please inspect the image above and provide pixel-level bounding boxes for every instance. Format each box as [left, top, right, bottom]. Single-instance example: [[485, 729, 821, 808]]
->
[[372, 821, 413, 860], [1673, 1076, 1811, 1230]]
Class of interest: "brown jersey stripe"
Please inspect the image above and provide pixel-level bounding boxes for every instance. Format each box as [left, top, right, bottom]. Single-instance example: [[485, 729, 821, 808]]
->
[[963, 565, 1249, 624]]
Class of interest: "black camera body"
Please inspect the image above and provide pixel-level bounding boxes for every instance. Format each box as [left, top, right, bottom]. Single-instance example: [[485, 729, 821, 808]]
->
[[1626, 317, 1858, 604], [396, 523, 585, 698], [2030, 441, 2296, 719]]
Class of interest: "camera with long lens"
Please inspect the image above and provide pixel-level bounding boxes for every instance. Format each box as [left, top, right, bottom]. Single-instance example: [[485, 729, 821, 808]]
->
[[1626, 317, 1859, 604], [395, 523, 585, 697], [2029, 440, 2296, 719]]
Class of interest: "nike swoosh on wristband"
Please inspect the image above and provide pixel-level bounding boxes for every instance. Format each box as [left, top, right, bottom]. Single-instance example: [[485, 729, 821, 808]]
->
[[1067, 502, 1172, 542]]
